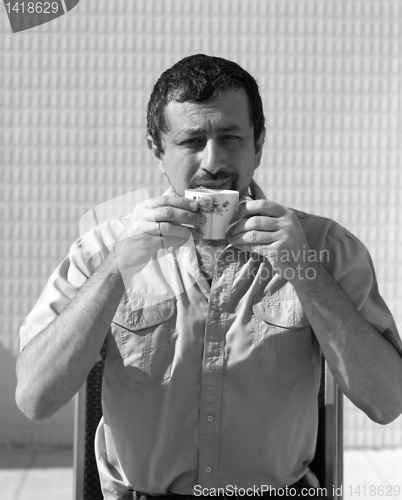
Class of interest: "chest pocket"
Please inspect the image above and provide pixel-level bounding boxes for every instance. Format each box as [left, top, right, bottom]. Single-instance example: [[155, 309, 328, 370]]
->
[[252, 295, 313, 388], [111, 297, 177, 392]]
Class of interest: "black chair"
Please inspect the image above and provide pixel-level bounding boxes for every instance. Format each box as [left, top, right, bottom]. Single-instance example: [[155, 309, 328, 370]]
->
[[73, 348, 106, 500], [310, 358, 343, 498], [73, 355, 343, 500]]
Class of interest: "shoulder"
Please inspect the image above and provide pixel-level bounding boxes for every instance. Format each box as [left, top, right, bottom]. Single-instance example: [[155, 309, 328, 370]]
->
[[292, 208, 372, 269], [291, 208, 345, 249], [74, 214, 129, 249], [69, 214, 130, 275]]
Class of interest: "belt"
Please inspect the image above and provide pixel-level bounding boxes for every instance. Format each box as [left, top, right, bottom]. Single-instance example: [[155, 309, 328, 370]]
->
[[133, 471, 322, 500]]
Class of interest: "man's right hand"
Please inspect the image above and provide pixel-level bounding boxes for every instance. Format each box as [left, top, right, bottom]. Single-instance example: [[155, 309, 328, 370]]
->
[[113, 195, 205, 272]]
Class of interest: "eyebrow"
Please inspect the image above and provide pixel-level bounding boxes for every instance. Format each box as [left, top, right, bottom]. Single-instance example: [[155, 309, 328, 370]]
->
[[177, 125, 245, 137], [216, 125, 245, 133]]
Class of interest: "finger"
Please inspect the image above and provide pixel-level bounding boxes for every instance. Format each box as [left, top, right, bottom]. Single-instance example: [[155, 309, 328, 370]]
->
[[228, 229, 278, 247], [228, 216, 280, 236], [147, 196, 199, 213], [143, 197, 204, 228], [236, 199, 286, 219], [151, 205, 206, 228], [121, 213, 202, 242], [157, 222, 203, 246], [157, 221, 198, 237]]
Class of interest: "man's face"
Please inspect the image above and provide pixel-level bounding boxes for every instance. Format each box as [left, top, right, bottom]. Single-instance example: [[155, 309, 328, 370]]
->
[[148, 88, 265, 199]]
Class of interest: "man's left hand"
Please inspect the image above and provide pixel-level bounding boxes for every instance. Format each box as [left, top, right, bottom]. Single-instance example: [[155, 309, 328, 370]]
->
[[226, 199, 312, 280]]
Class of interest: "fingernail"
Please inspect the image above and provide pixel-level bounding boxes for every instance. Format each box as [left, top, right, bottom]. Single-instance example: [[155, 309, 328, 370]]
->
[[227, 220, 238, 231], [189, 201, 198, 210], [236, 199, 248, 212]]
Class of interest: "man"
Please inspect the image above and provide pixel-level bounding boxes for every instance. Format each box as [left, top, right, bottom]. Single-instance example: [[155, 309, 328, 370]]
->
[[16, 54, 402, 499]]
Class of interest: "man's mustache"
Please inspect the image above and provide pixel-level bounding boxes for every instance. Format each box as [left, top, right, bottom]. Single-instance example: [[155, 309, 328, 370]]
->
[[190, 172, 237, 186]]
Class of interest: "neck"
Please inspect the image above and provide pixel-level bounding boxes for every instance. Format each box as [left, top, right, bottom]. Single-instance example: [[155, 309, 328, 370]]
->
[[196, 239, 227, 283]]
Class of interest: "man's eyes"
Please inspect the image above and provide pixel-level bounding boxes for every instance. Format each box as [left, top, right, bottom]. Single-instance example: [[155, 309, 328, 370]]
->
[[180, 136, 241, 145], [181, 138, 202, 145], [222, 135, 241, 141]]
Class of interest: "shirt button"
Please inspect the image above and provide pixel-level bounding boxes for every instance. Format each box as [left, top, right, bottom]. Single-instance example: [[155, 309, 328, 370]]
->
[[212, 310, 221, 319], [206, 415, 215, 423], [205, 466, 212, 474]]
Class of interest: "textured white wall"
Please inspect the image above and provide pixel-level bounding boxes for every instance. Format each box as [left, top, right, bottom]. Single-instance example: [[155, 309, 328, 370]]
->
[[1, 0, 401, 448]]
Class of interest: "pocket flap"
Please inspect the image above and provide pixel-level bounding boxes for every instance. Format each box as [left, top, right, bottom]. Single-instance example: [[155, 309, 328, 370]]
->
[[252, 295, 310, 329], [113, 297, 176, 332]]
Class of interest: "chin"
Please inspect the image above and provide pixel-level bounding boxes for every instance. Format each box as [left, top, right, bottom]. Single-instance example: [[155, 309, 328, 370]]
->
[[237, 186, 251, 199]]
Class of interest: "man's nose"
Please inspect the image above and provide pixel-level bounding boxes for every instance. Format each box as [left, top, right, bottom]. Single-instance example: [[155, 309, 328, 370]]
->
[[200, 140, 226, 174]]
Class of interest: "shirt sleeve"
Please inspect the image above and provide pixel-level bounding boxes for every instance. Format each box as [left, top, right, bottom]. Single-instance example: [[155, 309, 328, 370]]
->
[[19, 215, 127, 352], [19, 238, 90, 351], [325, 223, 402, 355]]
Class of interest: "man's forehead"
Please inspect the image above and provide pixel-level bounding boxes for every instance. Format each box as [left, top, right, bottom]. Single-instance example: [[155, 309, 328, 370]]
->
[[162, 88, 252, 133]]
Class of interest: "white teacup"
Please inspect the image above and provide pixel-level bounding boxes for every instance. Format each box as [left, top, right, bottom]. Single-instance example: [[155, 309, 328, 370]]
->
[[185, 188, 239, 240]]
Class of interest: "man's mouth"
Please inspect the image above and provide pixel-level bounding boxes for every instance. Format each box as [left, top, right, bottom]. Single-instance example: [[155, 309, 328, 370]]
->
[[194, 179, 235, 190]]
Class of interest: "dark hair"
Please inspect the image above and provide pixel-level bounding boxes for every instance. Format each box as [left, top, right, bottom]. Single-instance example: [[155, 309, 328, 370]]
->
[[147, 54, 265, 152]]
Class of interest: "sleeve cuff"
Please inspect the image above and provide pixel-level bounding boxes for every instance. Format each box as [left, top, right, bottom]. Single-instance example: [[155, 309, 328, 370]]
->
[[382, 327, 402, 356], [19, 324, 49, 351]]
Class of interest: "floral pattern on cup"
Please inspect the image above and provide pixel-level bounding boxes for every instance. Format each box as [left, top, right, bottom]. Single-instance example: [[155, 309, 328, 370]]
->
[[192, 196, 230, 215]]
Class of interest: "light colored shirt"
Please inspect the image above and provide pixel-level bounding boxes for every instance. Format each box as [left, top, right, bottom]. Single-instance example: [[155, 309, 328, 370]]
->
[[20, 184, 402, 499]]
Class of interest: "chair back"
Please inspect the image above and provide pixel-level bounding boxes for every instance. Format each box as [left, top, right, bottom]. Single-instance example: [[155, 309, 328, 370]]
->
[[73, 352, 105, 500], [310, 358, 343, 498]]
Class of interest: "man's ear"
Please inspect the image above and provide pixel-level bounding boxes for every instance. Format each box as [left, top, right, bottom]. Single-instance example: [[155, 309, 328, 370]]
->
[[253, 127, 266, 171], [147, 135, 165, 175]]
